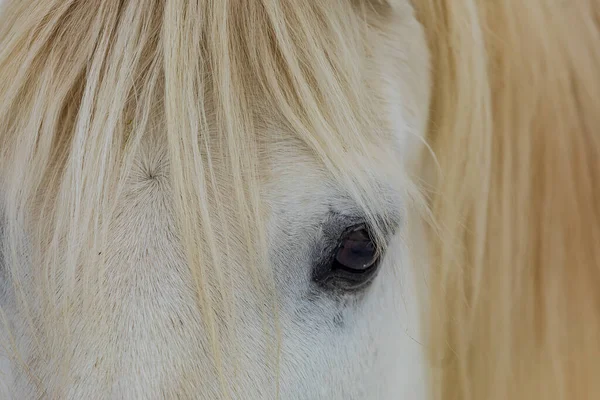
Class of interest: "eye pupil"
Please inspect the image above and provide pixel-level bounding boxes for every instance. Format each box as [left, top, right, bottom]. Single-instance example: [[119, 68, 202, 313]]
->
[[335, 228, 378, 271]]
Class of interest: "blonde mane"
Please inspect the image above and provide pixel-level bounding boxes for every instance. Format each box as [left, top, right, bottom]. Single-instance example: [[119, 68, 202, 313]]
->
[[0, 0, 599, 398], [0, 0, 406, 397], [417, 0, 600, 399]]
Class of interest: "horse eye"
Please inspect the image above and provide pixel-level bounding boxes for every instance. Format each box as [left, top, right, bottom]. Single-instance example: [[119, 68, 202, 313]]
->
[[313, 224, 382, 291]]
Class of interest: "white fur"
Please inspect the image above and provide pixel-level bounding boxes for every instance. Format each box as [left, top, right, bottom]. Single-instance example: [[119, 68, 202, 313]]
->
[[0, 1, 431, 398]]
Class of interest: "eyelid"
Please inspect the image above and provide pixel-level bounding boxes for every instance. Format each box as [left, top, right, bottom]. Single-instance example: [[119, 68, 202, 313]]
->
[[314, 216, 389, 265], [327, 210, 399, 243]]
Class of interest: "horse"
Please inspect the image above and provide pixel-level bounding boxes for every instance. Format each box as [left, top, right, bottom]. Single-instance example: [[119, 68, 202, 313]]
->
[[0, 0, 598, 399]]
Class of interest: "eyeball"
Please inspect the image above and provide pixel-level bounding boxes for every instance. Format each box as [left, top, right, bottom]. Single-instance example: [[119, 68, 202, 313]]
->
[[313, 224, 382, 291]]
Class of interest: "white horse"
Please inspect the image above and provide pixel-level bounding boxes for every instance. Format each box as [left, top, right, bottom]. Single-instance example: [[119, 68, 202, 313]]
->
[[0, 0, 598, 399]]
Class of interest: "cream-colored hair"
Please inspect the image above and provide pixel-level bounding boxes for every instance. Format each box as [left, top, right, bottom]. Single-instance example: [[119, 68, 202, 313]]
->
[[0, 0, 404, 397], [1, 0, 599, 398], [416, 0, 600, 399]]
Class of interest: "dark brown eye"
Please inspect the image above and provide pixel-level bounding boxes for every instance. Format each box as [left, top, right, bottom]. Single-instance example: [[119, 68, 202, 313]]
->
[[313, 224, 382, 291], [334, 226, 378, 272]]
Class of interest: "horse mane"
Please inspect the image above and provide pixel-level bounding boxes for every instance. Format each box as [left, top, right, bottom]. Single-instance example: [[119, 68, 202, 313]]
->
[[0, 0, 405, 396], [416, 0, 600, 399], [2, 0, 598, 398]]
